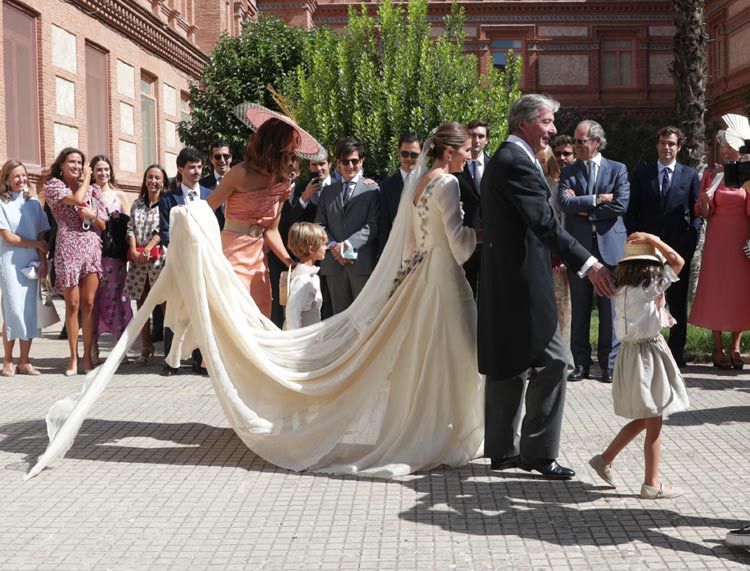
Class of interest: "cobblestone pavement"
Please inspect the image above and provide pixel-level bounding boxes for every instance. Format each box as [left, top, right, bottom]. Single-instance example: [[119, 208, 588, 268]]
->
[[0, 314, 749, 570]]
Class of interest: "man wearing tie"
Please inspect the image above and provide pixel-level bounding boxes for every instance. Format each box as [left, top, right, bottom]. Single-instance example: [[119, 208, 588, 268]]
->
[[455, 120, 490, 297], [378, 133, 421, 254], [315, 138, 380, 315], [559, 121, 630, 383], [625, 126, 701, 366]]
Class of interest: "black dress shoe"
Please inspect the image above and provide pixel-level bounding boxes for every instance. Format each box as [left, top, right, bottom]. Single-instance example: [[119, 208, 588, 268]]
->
[[490, 455, 520, 470], [567, 366, 588, 382], [160, 364, 180, 377], [520, 457, 575, 479], [192, 361, 208, 376], [600, 368, 613, 383]]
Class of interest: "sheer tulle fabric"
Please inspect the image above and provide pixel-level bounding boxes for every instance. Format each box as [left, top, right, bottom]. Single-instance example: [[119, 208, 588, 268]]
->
[[25, 157, 484, 480]]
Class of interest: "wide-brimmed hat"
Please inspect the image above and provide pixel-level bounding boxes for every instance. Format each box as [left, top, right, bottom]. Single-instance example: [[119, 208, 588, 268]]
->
[[619, 242, 664, 263], [234, 103, 326, 161]]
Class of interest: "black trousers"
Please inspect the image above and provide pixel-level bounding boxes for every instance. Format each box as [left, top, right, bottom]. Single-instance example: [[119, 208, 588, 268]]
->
[[665, 254, 692, 360], [485, 327, 568, 461]]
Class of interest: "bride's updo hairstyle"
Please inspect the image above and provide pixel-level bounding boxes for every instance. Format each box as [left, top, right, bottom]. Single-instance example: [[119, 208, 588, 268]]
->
[[244, 117, 301, 179], [426, 122, 470, 160]]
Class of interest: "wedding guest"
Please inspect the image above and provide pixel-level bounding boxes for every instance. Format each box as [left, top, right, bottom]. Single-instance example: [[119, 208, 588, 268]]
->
[[625, 126, 701, 366], [552, 135, 576, 172], [44, 148, 106, 375], [126, 165, 166, 365], [0, 160, 50, 376], [200, 138, 233, 229], [284, 222, 326, 330], [206, 116, 297, 319], [689, 131, 750, 369], [538, 147, 572, 367], [379, 133, 422, 253], [315, 138, 380, 315], [90, 155, 132, 364]]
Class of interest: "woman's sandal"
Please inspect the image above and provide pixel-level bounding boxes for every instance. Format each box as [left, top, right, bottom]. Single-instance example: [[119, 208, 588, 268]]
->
[[17, 363, 41, 376], [731, 351, 745, 371], [2, 362, 16, 377], [713, 349, 732, 370]]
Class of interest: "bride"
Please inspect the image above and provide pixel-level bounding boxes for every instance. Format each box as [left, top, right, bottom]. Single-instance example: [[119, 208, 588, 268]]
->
[[26, 122, 485, 480]]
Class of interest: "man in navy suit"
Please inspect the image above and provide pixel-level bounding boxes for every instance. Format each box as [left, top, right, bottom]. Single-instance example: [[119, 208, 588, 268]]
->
[[625, 126, 701, 366], [378, 133, 421, 254], [560, 120, 630, 383], [454, 120, 490, 298], [159, 147, 216, 376]]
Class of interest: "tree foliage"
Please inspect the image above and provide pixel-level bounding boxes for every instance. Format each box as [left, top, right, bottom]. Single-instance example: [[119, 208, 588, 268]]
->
[[284, 0, 521, 178], [177, 16, 307, 155]]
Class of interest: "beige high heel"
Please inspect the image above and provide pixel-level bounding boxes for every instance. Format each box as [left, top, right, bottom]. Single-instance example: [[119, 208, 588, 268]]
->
[[135, 345, 153, 366]]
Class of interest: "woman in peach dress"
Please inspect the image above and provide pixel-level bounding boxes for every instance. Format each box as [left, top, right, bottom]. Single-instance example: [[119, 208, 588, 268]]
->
[[208, 106, 323, 317], [689, 132, 750, 369]]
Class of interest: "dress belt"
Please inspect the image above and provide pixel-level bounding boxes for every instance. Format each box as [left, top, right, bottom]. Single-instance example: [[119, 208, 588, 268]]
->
[[224, 219, 265, 238]]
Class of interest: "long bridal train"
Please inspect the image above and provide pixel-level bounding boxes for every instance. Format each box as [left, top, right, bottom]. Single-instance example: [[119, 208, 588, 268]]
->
[[25, 167, 484, 480]]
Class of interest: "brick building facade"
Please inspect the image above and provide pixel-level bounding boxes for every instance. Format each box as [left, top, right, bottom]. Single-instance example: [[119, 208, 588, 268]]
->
[[1, 0, 747, 193]]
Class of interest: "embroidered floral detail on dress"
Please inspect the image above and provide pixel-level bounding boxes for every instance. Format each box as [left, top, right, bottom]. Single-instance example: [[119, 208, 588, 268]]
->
[[390, 250, 425, 297]]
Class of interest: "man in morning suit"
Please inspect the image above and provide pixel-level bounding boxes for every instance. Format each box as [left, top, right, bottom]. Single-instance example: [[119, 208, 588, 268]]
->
[[625, 126, 701, 366], [479, 94, 616, 479], [559, 120, 630, 383], [199, 138, 233, 230], [378, 133, 421, 254], [315, 138, 380, 315], [454, 120, 490, 298], [159, 147, 217, 377]]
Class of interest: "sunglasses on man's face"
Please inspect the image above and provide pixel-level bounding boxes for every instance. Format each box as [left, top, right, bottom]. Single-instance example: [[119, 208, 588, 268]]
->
[[340, 158, 361, 167], [400, 151, 420, 160], [554, 151, 574, 158], [213, 153, 231, 161]]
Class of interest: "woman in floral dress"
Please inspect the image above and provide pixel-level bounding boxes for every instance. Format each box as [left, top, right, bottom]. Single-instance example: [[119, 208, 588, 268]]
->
[[126, 165, 166, 365], [90, 155, 132, 364], [44, 148, 106, 375]]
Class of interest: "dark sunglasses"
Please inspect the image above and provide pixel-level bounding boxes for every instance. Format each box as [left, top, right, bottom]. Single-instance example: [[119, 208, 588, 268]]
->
[[340, 158, 361, 167], [213, 153, 231, 161], [400, 151, 420, 160], [554, 151, 574, 158]]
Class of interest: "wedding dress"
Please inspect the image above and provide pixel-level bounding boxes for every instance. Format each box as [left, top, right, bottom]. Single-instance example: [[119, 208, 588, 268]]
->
[[25, 161, 484, 480]]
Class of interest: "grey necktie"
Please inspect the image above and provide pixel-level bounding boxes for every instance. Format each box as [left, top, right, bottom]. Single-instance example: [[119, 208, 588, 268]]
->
[[187, 190, 198, 201], [343, 181, 355, 205], [586, 161, 597, 195]]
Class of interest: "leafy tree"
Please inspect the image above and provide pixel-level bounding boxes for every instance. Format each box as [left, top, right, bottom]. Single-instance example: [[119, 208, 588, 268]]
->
[[177, 16, 307, 156], [284, 0, 521, 178]]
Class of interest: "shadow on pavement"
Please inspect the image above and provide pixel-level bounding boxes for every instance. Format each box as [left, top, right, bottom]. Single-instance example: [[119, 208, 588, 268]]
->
[[0, 418, 270, 474], [666, 405, 750, 426], [397, 469, 750, 565], [683, 373, 750, 393]]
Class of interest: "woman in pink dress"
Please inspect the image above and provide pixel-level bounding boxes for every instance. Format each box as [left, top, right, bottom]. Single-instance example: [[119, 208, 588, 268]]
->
[[689, 132, 750, 369], [207, 118, 297, 317], [44, 148, 106, 375]]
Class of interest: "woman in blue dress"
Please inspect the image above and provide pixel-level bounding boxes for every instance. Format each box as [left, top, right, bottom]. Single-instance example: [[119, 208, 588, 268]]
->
[[0, 160, 50, 376]]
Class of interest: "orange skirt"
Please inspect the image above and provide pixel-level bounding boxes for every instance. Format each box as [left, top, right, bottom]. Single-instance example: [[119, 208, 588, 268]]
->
[[221, 230, 272, 318]]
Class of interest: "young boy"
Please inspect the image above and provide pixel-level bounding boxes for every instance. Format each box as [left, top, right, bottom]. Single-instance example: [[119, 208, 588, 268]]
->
[[284, 222, 327, 330]]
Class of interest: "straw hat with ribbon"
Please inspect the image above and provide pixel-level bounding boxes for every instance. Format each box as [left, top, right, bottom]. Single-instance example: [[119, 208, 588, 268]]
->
[[234, 103, 327, 162], [619, 242, 665, 264]]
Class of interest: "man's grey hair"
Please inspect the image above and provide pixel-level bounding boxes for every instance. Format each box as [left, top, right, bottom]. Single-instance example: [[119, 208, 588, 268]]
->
[[578, 120, 608, 151], [508, 94, 560, 132]]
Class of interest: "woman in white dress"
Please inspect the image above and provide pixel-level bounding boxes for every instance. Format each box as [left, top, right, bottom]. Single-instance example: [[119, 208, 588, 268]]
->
[[27, 122, 485, 480]]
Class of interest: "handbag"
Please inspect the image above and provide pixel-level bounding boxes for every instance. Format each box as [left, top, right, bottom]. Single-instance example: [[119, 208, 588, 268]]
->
[[128, 246, 162, 262], [37, 278, 60, 330], [101, 206, 130, 260], [279, 267, 292, 306]]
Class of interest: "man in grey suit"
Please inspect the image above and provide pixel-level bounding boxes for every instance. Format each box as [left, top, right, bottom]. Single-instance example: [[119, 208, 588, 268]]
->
[[315, 138, 380, 315], [559, 120, 630, 383]]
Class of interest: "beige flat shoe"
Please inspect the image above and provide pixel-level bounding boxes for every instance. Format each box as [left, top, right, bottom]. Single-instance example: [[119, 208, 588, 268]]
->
[[589, 454, 617, 488], [2, 362, 16, 377], [640, 482, 683, 500], [17, 363, 41, 376]]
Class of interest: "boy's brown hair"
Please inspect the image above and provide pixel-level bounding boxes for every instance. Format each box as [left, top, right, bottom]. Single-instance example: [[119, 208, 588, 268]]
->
[[288, 222, 327, 260], [615, 260, 664, 289]]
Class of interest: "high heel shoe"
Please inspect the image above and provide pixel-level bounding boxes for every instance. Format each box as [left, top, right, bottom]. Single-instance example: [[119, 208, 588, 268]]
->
[[64, 361, 78, 376], [731, 351, 745, 370], [713, 349, 732, 370], [135, 345, 153, 366], [2, 362, 16, 377]]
